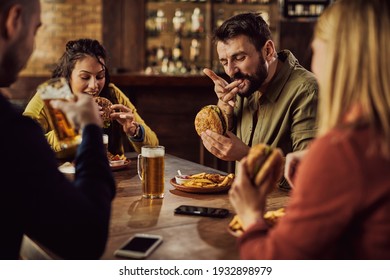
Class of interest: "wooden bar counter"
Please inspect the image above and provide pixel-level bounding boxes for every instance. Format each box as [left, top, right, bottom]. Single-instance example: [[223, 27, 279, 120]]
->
[[20, 153, 290, 260]]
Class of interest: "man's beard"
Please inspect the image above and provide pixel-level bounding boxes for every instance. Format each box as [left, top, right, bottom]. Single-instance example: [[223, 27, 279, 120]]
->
[[0, 47, 20, 87], [230, 58, 268, 98], [0, 35, 28, 87]]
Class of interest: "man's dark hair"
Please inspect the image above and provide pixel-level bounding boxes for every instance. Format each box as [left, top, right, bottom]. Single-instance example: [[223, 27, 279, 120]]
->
[[213, 12, 272, 52]]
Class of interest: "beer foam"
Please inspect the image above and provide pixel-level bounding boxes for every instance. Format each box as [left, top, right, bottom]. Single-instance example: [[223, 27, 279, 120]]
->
[[142, 147, 164, 158], [39, 77, 74, 100]]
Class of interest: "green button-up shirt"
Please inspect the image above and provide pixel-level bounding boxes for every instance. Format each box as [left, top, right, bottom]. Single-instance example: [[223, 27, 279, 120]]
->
[[234, 50, 318, 188]]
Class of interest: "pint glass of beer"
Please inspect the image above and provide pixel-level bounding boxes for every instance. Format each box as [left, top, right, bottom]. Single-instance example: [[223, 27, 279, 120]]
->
[[38, 77, 81, 150], [137, 146, 165, 199]]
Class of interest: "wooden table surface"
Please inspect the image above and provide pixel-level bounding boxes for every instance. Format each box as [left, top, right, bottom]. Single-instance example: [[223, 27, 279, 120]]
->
[[21, 153, 290, 260]]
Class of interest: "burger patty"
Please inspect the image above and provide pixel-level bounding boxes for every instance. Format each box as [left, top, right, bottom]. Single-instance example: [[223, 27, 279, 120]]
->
[[94, 96, 112, 122]]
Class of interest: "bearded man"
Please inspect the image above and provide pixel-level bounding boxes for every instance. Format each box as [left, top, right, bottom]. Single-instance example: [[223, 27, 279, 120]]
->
[[202, 13, 318, 190]]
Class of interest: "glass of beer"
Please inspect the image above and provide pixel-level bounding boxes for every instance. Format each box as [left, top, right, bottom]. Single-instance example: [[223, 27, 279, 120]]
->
[[102, 134, 109, 154], [137, 146, 165, 199], [38, 77, 81, 151]]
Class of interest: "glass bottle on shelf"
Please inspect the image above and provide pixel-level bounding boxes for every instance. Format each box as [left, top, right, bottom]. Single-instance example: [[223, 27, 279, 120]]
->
[[191, 7, 205, 35], [172, 36, 187, 74], [145, 11, 157, 36], [172, 8, 186, 35], [172, 36, 183, 63], [189, 38, 200, 63], [155, 9, 167, 33], [156, 44, 165, 66], [161, 48, 172, 74], [189, 38, 201, 74], [215, 8, 225, 29]]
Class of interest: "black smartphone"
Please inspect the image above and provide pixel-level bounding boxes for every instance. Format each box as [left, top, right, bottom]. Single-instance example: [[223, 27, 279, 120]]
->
[[114, 234, 163, 259], [174, 205, 229, 218]]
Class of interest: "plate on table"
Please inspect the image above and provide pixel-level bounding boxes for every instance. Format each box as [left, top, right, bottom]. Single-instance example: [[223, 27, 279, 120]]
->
[[169, 172, 234, 194], [58, 159, 130, 174], [58, 162, 75, 174], [109, 159, 131, 171]]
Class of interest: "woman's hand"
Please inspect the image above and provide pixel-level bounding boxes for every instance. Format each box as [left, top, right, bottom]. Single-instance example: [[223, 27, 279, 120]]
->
[[229, 158, 267, 230], [109, 104, 138, 136], [284, 149, 308, 188]]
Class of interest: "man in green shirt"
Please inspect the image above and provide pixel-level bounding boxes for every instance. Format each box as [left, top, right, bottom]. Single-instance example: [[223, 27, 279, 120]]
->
[[202, 12, 318, 190]]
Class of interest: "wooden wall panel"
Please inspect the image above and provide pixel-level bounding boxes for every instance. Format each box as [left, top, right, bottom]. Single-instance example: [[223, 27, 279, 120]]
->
[[102, 0, 145, 73]]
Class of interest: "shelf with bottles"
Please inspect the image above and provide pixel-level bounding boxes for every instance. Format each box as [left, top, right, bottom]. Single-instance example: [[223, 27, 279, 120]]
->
[[146, 1, 209, 75], [282, 0, 332, 18], [146, 5, 207, 37], [145, 3, 208, 38], [148, 0, 270, 3], [145, 0, 279, 75], [146, 35, 206, 75], [213, 2, 276, 30]]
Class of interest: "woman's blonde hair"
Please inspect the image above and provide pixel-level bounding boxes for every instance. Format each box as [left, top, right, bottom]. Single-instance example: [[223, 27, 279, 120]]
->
[[314, 0, 390, 158]]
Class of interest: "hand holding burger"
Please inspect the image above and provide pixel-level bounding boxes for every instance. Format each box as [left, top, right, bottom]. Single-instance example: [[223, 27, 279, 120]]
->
[[229, 144, 284, 230], [245, 143, 284, 195], [94, 96, 112, 128]]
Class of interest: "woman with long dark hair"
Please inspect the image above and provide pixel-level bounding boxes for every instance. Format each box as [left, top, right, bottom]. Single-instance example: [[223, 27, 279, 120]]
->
[[24, 38, 158, 155]]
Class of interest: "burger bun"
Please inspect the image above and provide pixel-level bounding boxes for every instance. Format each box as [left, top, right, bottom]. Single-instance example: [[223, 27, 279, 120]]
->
[[246, 144, 284, 194], [94, 96, 112, 127], [194, 105, 228, 136]]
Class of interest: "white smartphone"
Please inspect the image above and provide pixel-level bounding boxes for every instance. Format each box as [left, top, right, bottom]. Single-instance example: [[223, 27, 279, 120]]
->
[[114, 234, 163, 259]]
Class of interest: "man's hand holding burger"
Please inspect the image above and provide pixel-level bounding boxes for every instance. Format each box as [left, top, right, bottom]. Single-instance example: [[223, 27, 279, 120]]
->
[[194, 104, 249, 161], [201, 130, 249, 161]]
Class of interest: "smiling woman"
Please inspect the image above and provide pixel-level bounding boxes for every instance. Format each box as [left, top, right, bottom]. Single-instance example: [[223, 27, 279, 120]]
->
[[23, 38, 159, 156]]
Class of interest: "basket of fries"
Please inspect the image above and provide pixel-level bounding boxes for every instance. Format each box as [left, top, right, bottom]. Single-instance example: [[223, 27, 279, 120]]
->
[[170, 172, 235, 194]]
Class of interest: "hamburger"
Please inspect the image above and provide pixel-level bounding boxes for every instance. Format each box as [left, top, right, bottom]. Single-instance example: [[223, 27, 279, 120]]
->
[[246, 144, 284, 192], [94, 96, 112, 128], [194, 105, 228, 136]]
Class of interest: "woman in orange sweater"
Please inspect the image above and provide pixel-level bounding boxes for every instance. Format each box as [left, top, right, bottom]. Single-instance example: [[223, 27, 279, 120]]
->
[[229, 0, 390, 259]]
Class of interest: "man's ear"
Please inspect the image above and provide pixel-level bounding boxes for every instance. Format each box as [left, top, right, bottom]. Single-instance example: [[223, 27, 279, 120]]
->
[[2, 4, 23, 39], [263, 40, 276, 61]]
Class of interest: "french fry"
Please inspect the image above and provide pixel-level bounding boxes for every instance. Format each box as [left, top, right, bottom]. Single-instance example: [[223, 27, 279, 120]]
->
[[218, 173, 234, 187], [228, 208, 286, 237], [181, 173, 235, 189], [228, 215, 244, 236], [107, 152, 126, 161], [200, 183, 218, 188], [263, 208, 285, 226], [190, 172, 207, 179]]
